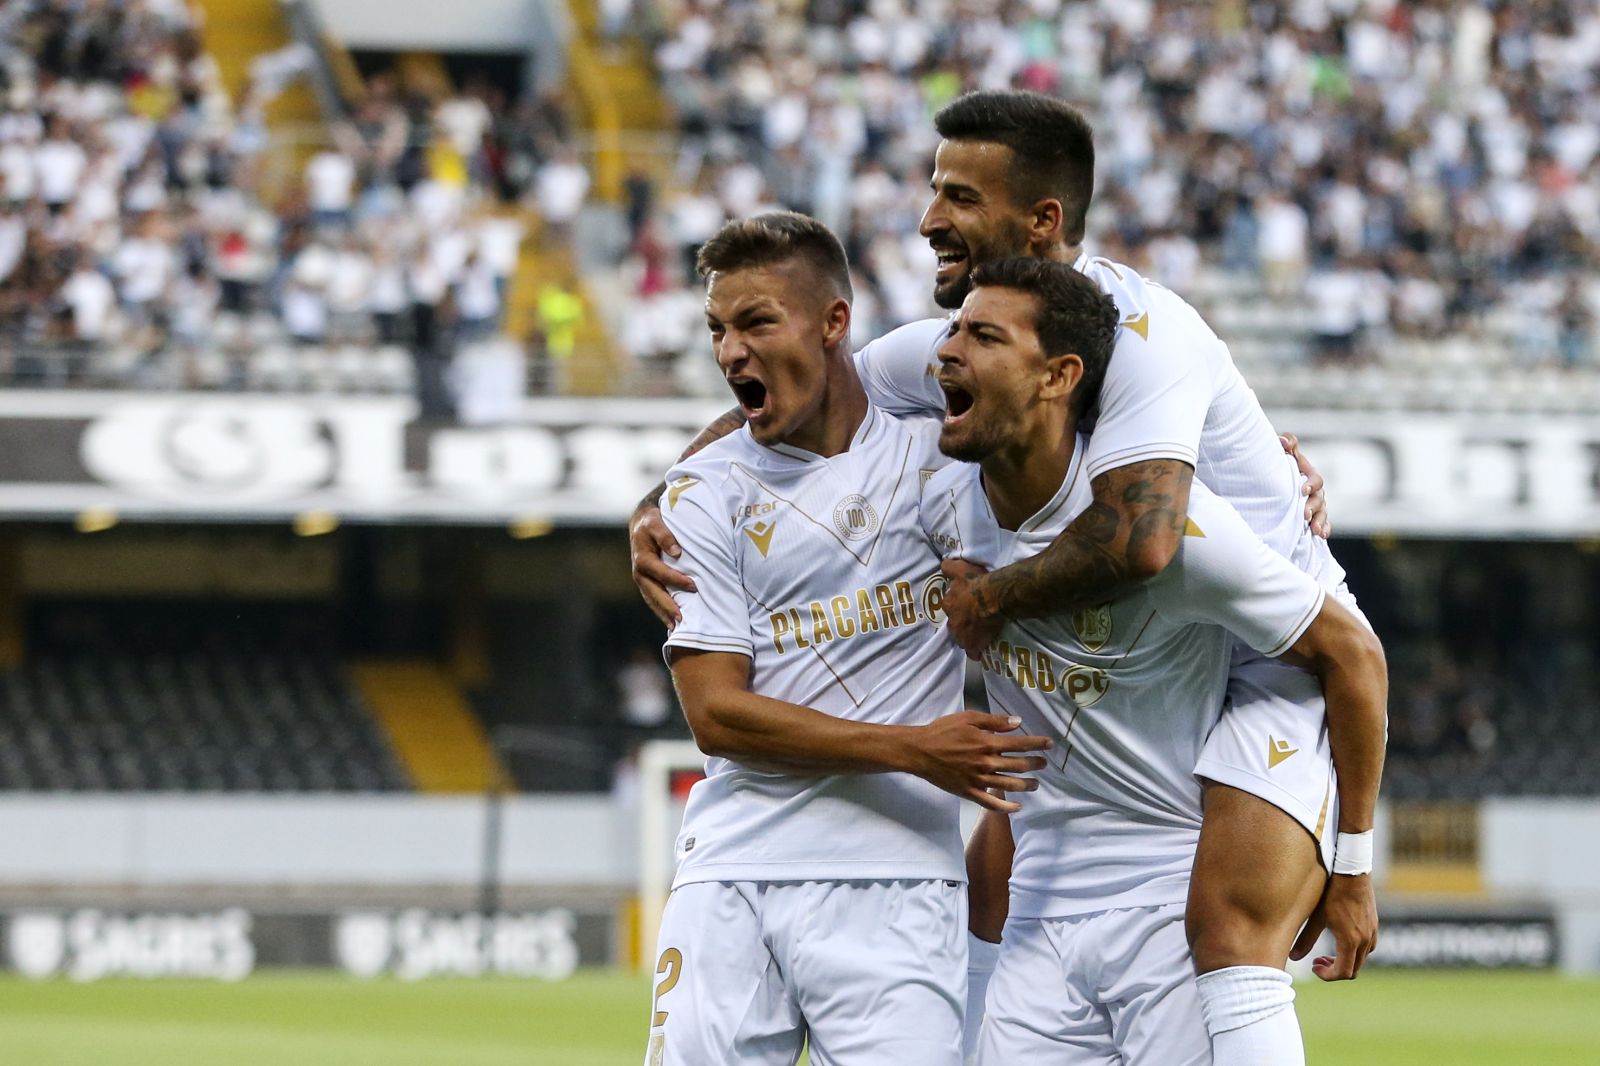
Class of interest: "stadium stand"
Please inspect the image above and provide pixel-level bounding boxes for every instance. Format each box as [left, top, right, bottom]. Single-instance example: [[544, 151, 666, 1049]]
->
[[0, 602, 409, 791], [608, 0, 1600, 405], [0, 0, 583, 400]]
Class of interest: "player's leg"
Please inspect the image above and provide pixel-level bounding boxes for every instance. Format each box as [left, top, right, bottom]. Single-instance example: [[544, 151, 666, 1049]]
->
[[1188, 654, 1336, 1066], [780, 879, 967, 1066], [1099, 902, 1212, 1066], [976, 914, 1120, 1066], [643, 881, 806, 1066]]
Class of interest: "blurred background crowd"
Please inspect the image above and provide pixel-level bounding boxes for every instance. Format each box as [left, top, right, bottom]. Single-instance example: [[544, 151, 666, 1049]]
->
[[0, 0, 1597, 408], [0, 0, 586, 405], [620, 0, 1600, 402]]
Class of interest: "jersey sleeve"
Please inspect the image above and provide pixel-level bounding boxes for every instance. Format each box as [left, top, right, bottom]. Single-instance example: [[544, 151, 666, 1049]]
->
[[919, 464, 1004, 569], [853, 317, 950, 417], [1080, 300, 1214, 482], [659, 470, 754, 660], [1149, 483, 1325, 658]]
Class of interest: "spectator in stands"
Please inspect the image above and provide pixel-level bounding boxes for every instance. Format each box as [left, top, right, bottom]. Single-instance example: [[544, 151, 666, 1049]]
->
[[534, 147, 589, 246], [1557, 277, 1596, 369]]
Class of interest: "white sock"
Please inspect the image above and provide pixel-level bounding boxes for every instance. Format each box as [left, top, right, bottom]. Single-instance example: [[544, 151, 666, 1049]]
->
[[964, 933, 1001, 1065], [1194, 965, 1305, 1066]]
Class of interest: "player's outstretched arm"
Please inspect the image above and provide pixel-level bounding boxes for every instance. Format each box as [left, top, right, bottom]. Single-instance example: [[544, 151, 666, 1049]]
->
[[942, 459, 1194, 655], [1281, 597, 1388, 980], [668, 648, 1050, 813], [629, 408, 747, 626]]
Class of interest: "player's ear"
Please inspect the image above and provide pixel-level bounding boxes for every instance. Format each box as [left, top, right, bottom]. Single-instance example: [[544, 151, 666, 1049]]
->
[[1029, 198, 1065, 247], [821, 296, 851, 349], [1040, 352, 1083, 402]]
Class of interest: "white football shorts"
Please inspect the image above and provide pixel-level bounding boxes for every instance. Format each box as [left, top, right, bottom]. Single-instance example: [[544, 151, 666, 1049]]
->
[[976, 902, 1210, 1065], [1195, 584, 1371, 871], [643, 878, 967, 1066]]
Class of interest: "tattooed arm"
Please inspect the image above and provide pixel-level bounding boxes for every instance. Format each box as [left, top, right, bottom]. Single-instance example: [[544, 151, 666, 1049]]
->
[[630, 407, 747, 626], [941, 459, 1195, 655]]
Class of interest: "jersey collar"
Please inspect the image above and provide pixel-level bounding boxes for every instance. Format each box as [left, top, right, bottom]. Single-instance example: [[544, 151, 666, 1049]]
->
[[1016, 431, 1089, 534], [765, 402, 878, 463]]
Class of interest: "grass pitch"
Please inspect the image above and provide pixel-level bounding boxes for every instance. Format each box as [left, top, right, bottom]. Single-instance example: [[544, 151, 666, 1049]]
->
[[1, 969, 1596, 1065]]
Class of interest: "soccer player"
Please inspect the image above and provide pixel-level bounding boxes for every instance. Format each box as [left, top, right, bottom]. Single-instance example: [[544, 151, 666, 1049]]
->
[[924, 257, 1387, 1063], [643, 211, 1050, 1066], [632, 90, 1379, 1064]]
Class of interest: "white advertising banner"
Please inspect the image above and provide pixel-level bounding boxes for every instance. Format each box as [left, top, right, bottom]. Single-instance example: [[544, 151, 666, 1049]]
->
[[0, 392, 1594, 535]]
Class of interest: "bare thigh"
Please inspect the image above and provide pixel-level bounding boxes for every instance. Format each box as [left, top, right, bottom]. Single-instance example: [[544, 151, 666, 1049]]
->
[[1185, 781, 1327, 974]]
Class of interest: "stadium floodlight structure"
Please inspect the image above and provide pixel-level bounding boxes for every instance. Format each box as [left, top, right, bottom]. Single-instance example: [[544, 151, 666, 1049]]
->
[[637, 739, 704, 972]]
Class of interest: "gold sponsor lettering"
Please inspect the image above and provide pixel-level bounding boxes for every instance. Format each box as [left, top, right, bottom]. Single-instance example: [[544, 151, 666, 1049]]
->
[[809, 601, 835, 644], [830, 596, 856, 638], [789, 608, 810, 648], [895, 581, 916, 625], [770, 611, 792, 653], [1014, 647, 1036, 690], [876, 585, 900, 628], [1037, 652, 1057, 693], [856, 588, 881, 633]]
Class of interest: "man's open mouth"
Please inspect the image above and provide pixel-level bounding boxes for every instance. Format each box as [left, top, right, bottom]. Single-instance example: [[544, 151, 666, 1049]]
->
[[942, 382, 974, 422], [934, 248, 968, 277], [729, 376, 769, 416]]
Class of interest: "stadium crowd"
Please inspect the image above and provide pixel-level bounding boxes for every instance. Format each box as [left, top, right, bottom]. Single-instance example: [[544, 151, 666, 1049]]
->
[[621, 0, 1600, 388], [0, 0, 585, 394]]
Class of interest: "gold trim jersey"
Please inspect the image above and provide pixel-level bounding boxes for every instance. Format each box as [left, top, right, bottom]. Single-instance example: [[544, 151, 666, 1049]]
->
[[660, 405, 968, 887], [923, 448, 1326, 917]]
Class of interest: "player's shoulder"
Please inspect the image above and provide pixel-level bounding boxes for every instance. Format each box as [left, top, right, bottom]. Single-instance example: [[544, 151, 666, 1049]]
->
[[855, 315, 953, 364], [922, 455, 979, 498], [1078, 254, 1218, 351], [661, 432, 752, 517]]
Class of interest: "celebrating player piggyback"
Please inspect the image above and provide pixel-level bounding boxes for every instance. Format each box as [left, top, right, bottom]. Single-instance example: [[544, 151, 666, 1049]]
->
[[645, 212, 1051, 1066]]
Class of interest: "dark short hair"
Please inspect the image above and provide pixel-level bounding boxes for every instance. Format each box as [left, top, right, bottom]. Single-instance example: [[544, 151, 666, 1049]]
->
[[695, 211, 853, 301], [934, 91, 1095, 245], [970, 257, 1118, 419]]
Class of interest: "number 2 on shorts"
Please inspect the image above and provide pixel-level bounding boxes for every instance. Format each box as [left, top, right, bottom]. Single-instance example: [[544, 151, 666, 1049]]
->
[[651, 947, 683, 1026]]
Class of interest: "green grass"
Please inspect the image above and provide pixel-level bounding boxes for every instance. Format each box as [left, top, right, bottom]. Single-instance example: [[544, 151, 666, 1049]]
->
[[0, 969, 1596, 1065]]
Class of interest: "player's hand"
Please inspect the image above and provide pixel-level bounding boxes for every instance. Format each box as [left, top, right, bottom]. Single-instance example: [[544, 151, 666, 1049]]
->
[[906, 711, 1050, 813], [941, 560, 1005, 660], [630, 497, 695, 629], [1291, 873, 1377, 980], [1280, 433, 1330, 539]]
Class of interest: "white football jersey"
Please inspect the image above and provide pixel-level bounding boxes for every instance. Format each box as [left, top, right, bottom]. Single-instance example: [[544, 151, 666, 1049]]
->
[[660, 405, 967, 887], [853, 252, 1344, 588], [922, 446, 1326, 917]]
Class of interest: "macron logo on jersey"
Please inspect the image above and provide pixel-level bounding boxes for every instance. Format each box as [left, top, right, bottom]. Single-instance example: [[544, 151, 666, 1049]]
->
[[743, 520, 777, 557], [667, 477, 698, 509]]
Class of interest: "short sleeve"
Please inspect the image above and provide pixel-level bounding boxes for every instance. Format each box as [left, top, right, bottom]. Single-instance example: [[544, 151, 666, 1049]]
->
[[919, 464, 1004, 569], [1150, 484, 1325, 658], [1081, 303, 1214, 481], [853, 318, 950, 417], [659, 472, 755, 660]]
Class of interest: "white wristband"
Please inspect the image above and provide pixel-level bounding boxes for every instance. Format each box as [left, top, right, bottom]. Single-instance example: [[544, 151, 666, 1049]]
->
[[1332, 829, 1375, 876]]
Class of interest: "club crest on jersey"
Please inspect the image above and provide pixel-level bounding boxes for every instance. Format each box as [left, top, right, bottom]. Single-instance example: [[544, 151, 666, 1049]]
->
[[832, 494, 879, 541], [1072, 604, 1113, 652], [921, 573, 949, 625]]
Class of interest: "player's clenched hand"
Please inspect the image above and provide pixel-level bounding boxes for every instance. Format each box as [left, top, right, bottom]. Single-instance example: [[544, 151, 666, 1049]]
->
[[630, 497, 695, 628], [904, 711, 1050, 813], [1291, 873, 1377, 981], [940, 559, 1005, 660], [1280, 433, 1331, 539]]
